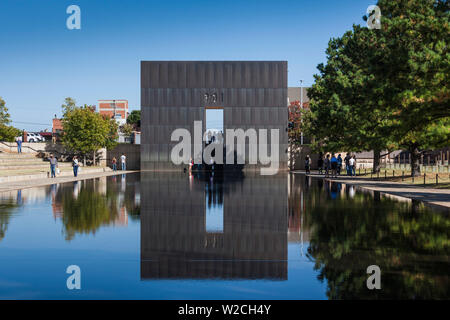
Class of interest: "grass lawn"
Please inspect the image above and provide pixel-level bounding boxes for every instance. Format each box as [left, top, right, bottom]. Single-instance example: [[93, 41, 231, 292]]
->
[[354, 168, 450, 189]]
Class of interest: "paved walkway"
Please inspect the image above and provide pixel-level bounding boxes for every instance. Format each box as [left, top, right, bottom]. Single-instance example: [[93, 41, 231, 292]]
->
[[0, 170, 138, 193], [293, 171, 450, 209]]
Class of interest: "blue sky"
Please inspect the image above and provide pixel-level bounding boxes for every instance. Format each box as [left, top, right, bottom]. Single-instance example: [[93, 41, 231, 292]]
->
[[0, 0, 373, 131]]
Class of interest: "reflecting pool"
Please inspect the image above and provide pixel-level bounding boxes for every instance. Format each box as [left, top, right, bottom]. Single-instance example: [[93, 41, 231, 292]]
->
[[0, 172, 448, 299]]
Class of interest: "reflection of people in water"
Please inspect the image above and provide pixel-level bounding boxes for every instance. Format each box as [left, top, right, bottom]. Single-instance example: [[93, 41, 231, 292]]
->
[[73, 181, 80, 199], [121, 174, 126, 192], [304, 175, 311, 190], [348, 185, 355, 198], [52, 175, 140, 241], [16, 190, 22, 206], [317, 178, 323, 191], [329, 182, 341, 200]]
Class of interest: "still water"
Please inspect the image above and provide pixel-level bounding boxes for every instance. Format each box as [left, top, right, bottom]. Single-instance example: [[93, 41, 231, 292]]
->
[[0, 172, 448, 299]]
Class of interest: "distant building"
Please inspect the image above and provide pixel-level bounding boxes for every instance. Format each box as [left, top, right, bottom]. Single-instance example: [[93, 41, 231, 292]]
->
[[98, 100, 129, 125], [288, 87, 310, 107], [52, 117, 64, 142], [288, 87, 311, 145]]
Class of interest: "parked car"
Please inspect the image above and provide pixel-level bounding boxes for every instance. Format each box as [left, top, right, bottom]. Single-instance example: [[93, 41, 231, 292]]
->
[[27, 132, 44, 142], [39, 132, 52, 141]]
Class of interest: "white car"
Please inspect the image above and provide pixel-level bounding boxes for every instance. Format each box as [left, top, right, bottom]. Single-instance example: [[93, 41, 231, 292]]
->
[[27, 132, 44, 142]]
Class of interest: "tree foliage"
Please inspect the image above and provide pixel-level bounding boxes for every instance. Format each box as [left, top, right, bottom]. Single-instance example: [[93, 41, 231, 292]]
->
[[288, 100, 304, 146], [126, 110, 140, 129], [61, 97, 77, 116], [0, 97, 21, 142], [62, 104, 118, 158], [120, 123, 134, 136], [304, 0, 450, 175]]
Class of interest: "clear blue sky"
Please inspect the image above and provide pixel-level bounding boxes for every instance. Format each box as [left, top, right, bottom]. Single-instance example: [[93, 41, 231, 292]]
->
[[0, 0, 373, 131]]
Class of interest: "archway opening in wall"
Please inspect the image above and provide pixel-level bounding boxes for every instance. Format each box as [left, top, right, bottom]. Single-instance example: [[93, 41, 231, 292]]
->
[[203, 107, 225, 171], [204, 107, 224, 233], [205, 107, 224, 145]]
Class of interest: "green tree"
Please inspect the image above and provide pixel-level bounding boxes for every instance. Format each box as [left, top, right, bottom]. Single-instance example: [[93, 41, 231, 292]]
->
[[61, 97, 76, 116], [0, 97, 11, 125], [371, 0, 450, 176], [105, 118, 119, 150], [0, 199, 19, 242], [120, 123, 133, 136], [305, 25, 395, 172], [126, 110, 140, 129], [0, 97, 21, 142], [62, 104, 118, 165], [304, 0, 449, 176]]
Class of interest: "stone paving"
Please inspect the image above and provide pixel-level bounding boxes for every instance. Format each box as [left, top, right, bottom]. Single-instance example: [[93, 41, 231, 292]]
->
[[294, 171, 450, 209]]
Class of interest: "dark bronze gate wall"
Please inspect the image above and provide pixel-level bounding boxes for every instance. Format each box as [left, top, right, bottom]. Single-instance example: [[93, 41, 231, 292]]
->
[[141, 61, 288, 171], [140, 172, 288, 279]]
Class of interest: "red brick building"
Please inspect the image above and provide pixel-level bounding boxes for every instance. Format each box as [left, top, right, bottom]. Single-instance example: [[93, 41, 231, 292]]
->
[[52, 117, 64, 142], [98, 100, 129, 122]]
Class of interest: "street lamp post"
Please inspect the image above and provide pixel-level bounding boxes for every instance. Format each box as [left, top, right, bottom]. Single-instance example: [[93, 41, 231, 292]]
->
[[299, 80, 304, 146]]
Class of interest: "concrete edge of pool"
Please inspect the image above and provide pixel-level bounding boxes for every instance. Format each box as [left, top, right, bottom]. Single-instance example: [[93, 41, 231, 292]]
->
[[1, 169, 449, 210], [0, 170, 139, 193], [292, 171, 450, 209]]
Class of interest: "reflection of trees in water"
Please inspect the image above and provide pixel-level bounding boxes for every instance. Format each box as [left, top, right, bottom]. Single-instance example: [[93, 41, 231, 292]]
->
[[60, 182, 119, 241], [0, 201, 17, 241], [304, 185, 450, 299], [0, 193, 21, 242], [57, 175, 140, 241], [122, 182, 140, 222]]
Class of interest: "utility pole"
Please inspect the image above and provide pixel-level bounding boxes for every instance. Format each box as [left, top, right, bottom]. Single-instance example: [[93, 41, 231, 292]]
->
[[112, 99, 116, 119]]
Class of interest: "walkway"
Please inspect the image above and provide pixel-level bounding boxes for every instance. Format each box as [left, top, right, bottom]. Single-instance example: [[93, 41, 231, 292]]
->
[[293, 171, 450, 209], [0, 170, 138, 193]]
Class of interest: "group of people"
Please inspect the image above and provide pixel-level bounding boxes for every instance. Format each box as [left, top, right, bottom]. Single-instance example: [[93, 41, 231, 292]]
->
[[47, 153, 127, 179], [48, 154, 80, 178], [111, 153, 127, 171], [15, 133, 128, 179], [305, 153, 357, 177]]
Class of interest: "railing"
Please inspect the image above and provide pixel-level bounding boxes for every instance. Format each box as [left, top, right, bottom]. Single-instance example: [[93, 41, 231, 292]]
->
[[0, 141, 43, 153], [0, 141, 107, 163], [357, 167, 450, 185], [0, 141, 69, 158], [384, 162, 450, 173]]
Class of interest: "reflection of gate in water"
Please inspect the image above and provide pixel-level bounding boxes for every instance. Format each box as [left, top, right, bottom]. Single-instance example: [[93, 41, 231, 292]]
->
[[140, 172, 288, 280]]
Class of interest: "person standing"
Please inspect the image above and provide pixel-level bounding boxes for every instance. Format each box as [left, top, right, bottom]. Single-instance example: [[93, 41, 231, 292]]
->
[[112, 157, 117, 171], [344, 153, 351, 176], [337, 154, 343, 175], [324, 154, 330, 177], [16, 136, 22, 154], [305, 155, 311, 174], [49, 154, 58, 178], [330, 154, 338, 177], [72, 156, 79, 177], [120, 153, 126, 171], [317, 155, 324, 175], [349, 155, 356, 177], [189, 157, 194, 174], [351, 155, 357, 176]]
